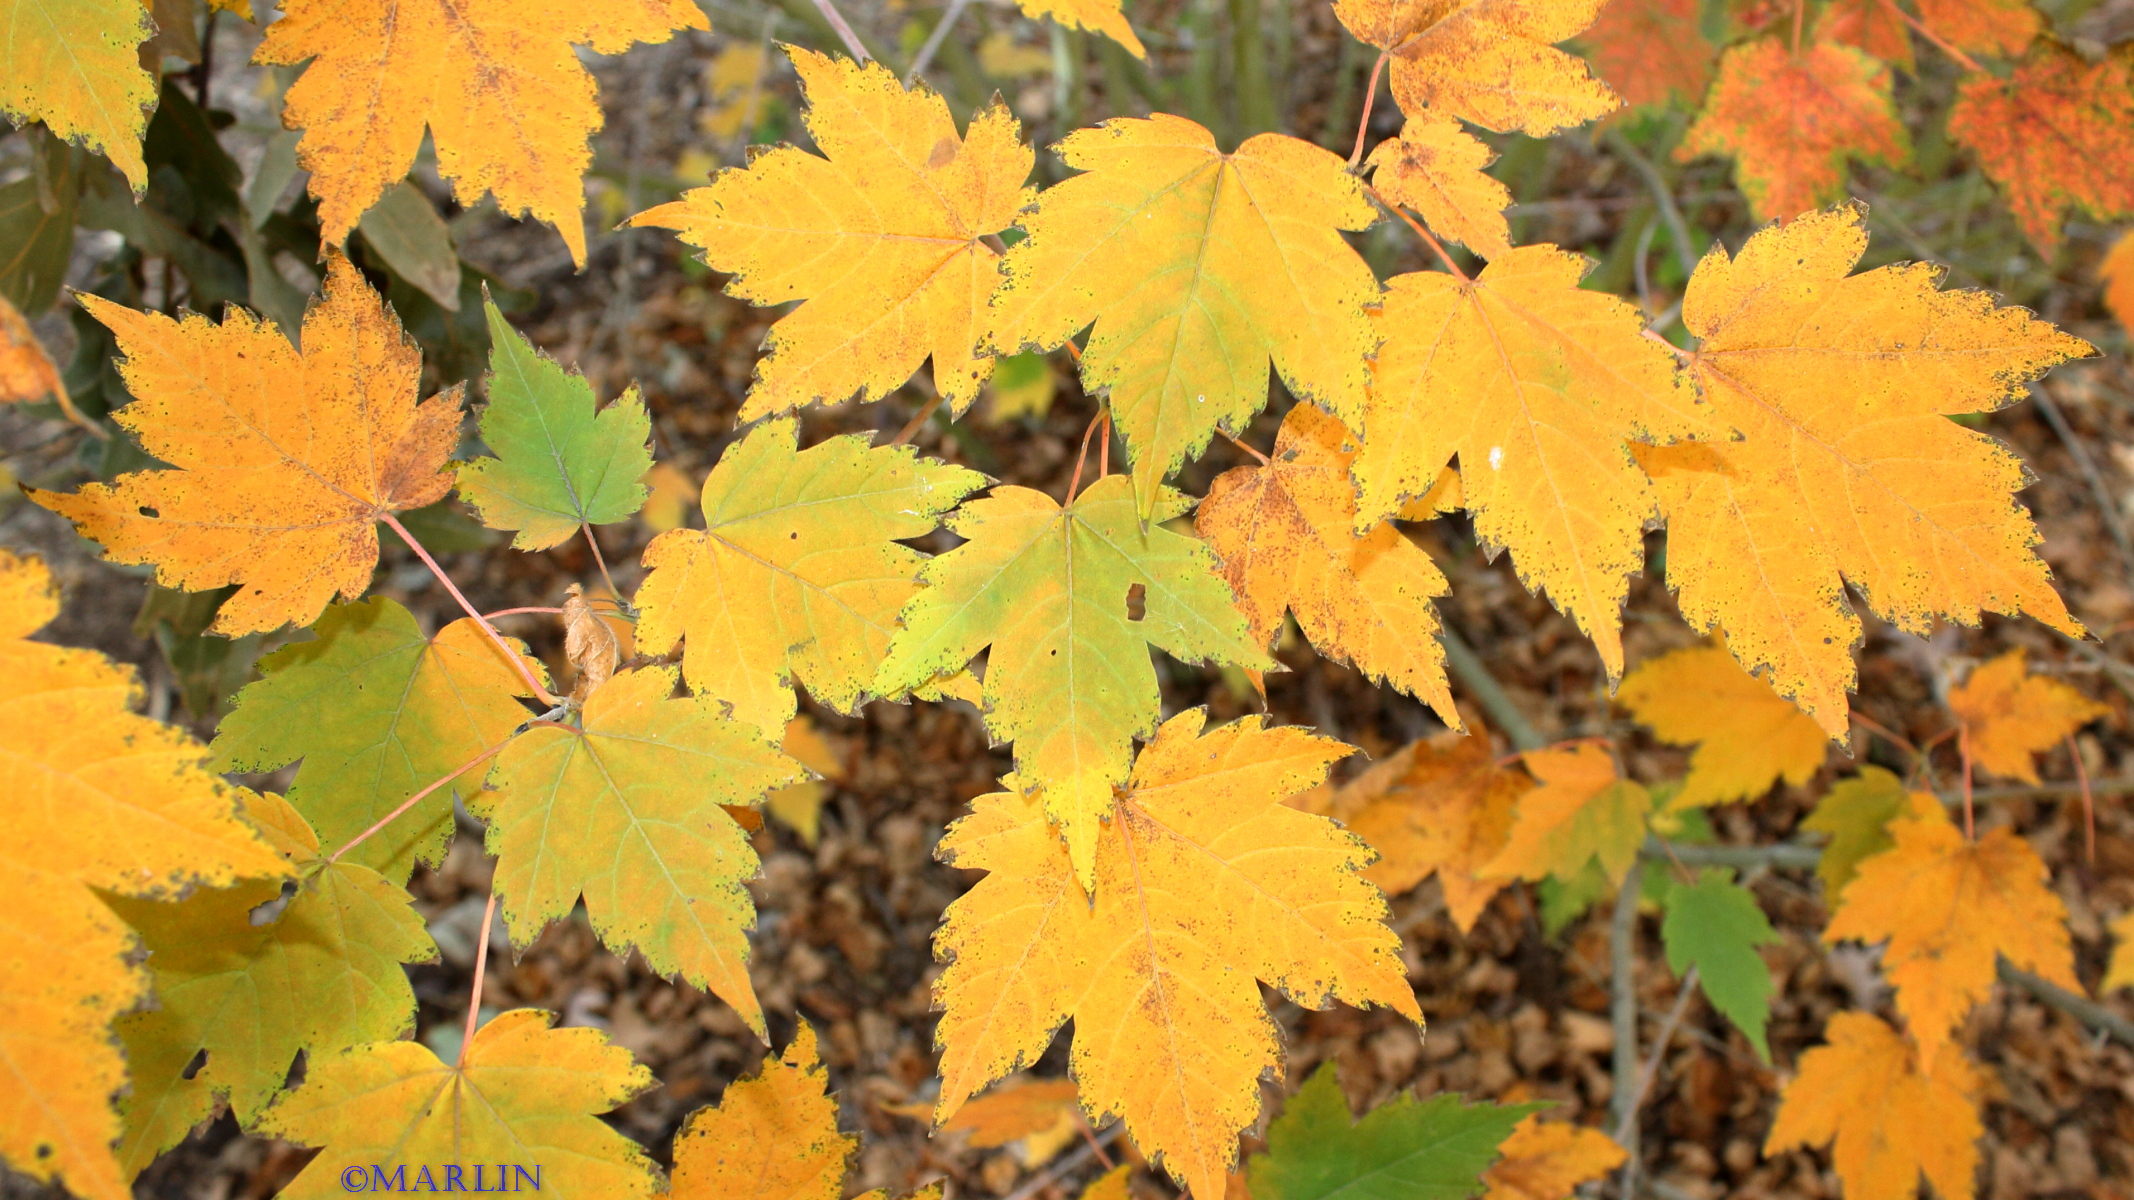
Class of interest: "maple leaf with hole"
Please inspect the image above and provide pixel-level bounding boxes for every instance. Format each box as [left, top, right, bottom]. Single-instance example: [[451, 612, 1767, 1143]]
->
[[1366, 116, 1513, 259], [109, 791, 436, 1172], [1332, 0, 1619, 134], [255, 0, 705, 265], [259, 1009, 657, 1199], [932, 711, 1418, 1199], [458, 299, 651, 550], [632, 48, 1032, 419], [0, 0, 153, 189], [212, 598, 544, 883], [1351, 245, 1707, 677], [1014, 0, 1144, 56], [988, 115, 1380, 515], [877, 476, 1270, 888], [1947, 42, 2134, 256], [1296, 730, 1530, 931], [1197, 405, 1457, 720], [1800, 767, 1940, 895], [0, 550, 281, 1200], [1947, 650, 2107, 783], [1824, 805, 2077, 1072], [1677, 38, 1907, 225], [1618, 644, 1829, 809], [32, 257, 460, 635], [1247, 1062, 1535, 1200], [1580, 0, 1716, 109], [633, 417, 984, 740], [1764, 1012, 1983, 1200], [1480, 1117, 1627, 1200], [1639, 205, 2089, 735], [1481, 743, 1652, 886], [474, 665, 804, 1037]]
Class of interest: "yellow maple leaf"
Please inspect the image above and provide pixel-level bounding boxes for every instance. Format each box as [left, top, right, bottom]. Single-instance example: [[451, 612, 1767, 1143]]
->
[[1764, 1012, 1983, 1200], [1823, 805, 2077, 1072], [2105, 912, 2134, 992], [1618, 644, 1829, 809], [1, 0, 154, 190], [1366, 114, 1513, 259], [1480, 1116, 1627, 1200], [1353, 246, 1707, 677], [989, 115, 1381, 515], [1946, 650, 2107, 783], [1332, 0, 1618, 134], [255, 0, 706, 266], [32, 257, 461, 635], [1079, 1165, 1135, 1200], [1641, 204, 2090, 735], [1298, 730, 1529, 931], [259, 1009, 657, 1198], [1015, 0, 1144, 57], [1481, 743, 1651, 886], [633, 48, 1033, 418], [940, 1077, 1084, 1167], [0, 550, 281, 1200], [0, 291, 64, 405], [1197, 405, 1458, 721], [475, 665, 806, 1037], [933, 711, 1419, 1199], [641, 461, 700, 533], [768, 716, 846, 847]]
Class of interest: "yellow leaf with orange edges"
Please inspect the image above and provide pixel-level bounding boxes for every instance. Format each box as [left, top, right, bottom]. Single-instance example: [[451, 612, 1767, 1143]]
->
[[0, 0, 154, 190], [1948, 42, 2134, 256], [1677, 38, 1907, 225], [1824, 806, 2077, 1072], [0, 292, 65, 405], [1481, 743, 1652, 886], [1299, 730, 1530, 931], [1332, 0, 1619, 134], [1618, 645, 1829, 809], [2105, 912, 2134, 992], [989, 114, 1381, 516], [1640, 205, 2089, 735], [633, 49, 1033, 419], [0, 550, 281, 1200], [259, 1009, 657, 1199], [31, 257, 461, 635], [255, 0, 706, 266], [1948, 650, 2107, 783], [933, 711, 1419, 1199], [1366, 115, 1513, 259], [1198, 405, 1458, 721], [1481, 1116, 1627, 1200], [1764, 1012, 1983, 1200], [1352, 246, 1707, 678], [1581, 0, 1715, 109], [1014, 0, 1144, 57]]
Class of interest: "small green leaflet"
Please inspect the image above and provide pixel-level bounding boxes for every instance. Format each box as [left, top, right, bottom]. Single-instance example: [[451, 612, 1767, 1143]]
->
[[1246, 1061, 1537, 1200], [457, 298, 653, 550], [1660, 870, 1779, 1059]]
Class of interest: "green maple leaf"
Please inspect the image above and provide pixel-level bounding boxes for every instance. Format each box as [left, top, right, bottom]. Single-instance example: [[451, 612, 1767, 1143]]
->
[[457, 299, 654, 549], [1661, 870, 1780, 1059], [1247, 1062, 1536, 1200]]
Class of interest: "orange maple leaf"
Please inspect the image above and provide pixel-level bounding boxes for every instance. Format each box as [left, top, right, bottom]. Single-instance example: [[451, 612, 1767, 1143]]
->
[[1481, 1116, 1627, 1200], [671, 1024, 860, 1199], [0, 292, 63, 406], [1947, 650, 2107, 783], [2103, 230, 2134, 338], [1919, 0, 2040, 56], [1332, 0, 1619, 135], [1823, 806, 2077, 1072], [32, 257, 460, 635], [1580, 0, 1717, 109], [1764, 1012, 1983, 1200], [1618, 644, 1829, 809], [1949, 42, 2134, 255], [1816, 0, 1915, 70], [1481, 743, 1651, 886], [1678, 37, 1907, 225]]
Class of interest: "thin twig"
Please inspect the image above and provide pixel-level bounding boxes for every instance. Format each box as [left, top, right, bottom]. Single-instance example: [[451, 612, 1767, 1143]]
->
[[889, 392, 945, 446], [1219, 429, 1271, 465], [1601, 129, 1701, 282], [1609, 861, 1647, 1190], [382, 512, 558, 705], [458, 891, 501, 1068], [1066, 409, 1106, 503], [1620, 964, 1701, 1195], [906, 0, 971, 83], [1002, 1125, 1126, 1200], [1879, 0, 1987, 73], [1368, 185, 1471, 282], [581, 522, 622, 601], [2029, 382, 2134, 589], [1348, 51, 1389, 168], [485, 606, 566, 620], [2068, 731, 2096, 865], [328, 739, 515, 865], [1959, 721, 1977, 840], [809, 0, 874, 61], [1998, 959, 2134, 1048], [1643, 838, 1823, 872], [1439, 625, 1545, 751]]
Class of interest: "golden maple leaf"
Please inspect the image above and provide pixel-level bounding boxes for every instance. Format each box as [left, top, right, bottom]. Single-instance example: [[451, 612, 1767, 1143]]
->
[[1296, 730, 1529, 931], [632, 49, 1033, 419], [1197, 405, 1458, 721], [1480, 1116, 1627, 1200], [1481, 743, 1651, 886], [1618, 644, 1829, 809], [1947, 650, 2108, 783], [1764, 1012, 1983, 1200], [0, 550, 281, 1200], [2106, 911, 2134, 993], [32, 257, 460, 635], [988, 115, 1381, 516], [1332, 0, 1619, 135], [1823, 806, 2077, 1072], [932, 711, 1419, 1199], [255, 0, 706, 265], [1677, 38, 1907, 225], [1352, 246, 1707, 677], [1948, 42, 2134, 255], [0, 0, 154, 189], [1641, 204, 2090, 735], [1014, 0, 1144, 57], [940, 1078, 1085, 1161], [1365, 115, 1513, 259]]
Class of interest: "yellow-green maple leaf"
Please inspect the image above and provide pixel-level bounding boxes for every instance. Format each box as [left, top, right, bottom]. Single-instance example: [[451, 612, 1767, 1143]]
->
[[632, 48, 1033, 419], [0, 0, 154, 190], [989, 115, 1381, 516], [1481, 743, 1652, 886], [876, 475, 1270, 888]]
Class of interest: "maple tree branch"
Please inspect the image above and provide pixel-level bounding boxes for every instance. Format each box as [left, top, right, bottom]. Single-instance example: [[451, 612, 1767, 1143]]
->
[[1608, 861, 1645, 1180], [580, 523, 623, 604], [1645, 837, 1823, 872], [808, 0, 874, 63], [459, 890, 501, 1068], [327, 738, 515, 866], [1368, 185, 1471, 283], [1600, 129, 1701, 282], [1879, 0, 1988, 74], [1439, 625, 1546, 752], [905, 0, 971, 84], [1998, 959, 2134, 1048], [2068, 732, 2096, 864], [381, 511, 560, 706], [1348, 51, 1389, 168], [1619, 964, 1701, 1199]]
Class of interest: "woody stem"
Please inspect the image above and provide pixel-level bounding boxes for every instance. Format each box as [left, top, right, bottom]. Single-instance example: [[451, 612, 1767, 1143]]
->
[[381, 511, 559, 706]]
